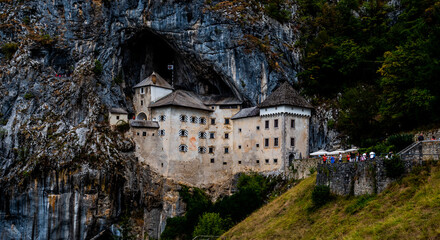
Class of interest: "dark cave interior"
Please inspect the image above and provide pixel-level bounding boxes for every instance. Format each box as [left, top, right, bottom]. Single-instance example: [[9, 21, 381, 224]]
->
[[119, 29, 235, 98]]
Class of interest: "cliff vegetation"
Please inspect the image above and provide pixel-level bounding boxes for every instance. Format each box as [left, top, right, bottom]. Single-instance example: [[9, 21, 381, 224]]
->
[[295, 0, 440, 146], [223, 162, 440, 239]]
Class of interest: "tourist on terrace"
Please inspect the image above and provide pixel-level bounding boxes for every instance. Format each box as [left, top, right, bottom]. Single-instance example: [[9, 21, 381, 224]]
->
[[331, 156, 335, 164], [338, 153, 342, 163], [369, 152, 376, 160], [323, 154, 327, 164], [431, 136, 436, 140], [418, 133, 424, 141]]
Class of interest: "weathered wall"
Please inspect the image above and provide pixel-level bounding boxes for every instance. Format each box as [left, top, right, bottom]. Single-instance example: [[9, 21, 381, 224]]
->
[[316, 160, 417, 196], [290, 158, 320, 179], [400, 140, 440, 161]]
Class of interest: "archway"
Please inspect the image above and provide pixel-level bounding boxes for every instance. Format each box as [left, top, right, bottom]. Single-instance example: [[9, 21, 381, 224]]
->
[[288, 153, 294, 166], [136, 112, 147, 120]]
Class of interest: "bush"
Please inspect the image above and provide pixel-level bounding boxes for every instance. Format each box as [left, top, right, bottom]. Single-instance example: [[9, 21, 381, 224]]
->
[[24, 92, 34, 100], [113, 71, 123, 85], [115, 121, 129, 132], [193, 212, 228, 238], [93, 59, 103, 75], [384, 155, 405, 179], [312, 185, 331, 207], [386, 134, 413, 152], [1, 42, 18, 60]]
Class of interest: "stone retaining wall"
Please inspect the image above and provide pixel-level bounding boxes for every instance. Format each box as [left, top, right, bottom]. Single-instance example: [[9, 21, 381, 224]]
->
[[316, 160, 417, 196]]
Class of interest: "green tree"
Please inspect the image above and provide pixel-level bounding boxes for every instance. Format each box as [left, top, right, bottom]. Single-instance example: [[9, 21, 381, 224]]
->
[[192, 213, 227, 238]]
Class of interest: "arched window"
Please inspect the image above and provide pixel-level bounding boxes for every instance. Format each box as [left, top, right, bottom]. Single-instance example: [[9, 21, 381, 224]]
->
[[198, 146, 206, 154], [179, 144, 188, 152], [136, 112, 147, 120], [179, 129, 188, 137], [198, 132, 207, 139], [180, 115, 187, 122]]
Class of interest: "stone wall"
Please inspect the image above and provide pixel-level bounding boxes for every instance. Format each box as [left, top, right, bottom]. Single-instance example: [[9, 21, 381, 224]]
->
[[316, 160, 417, 196], [290, 159, 321, 179], [400, 140, 440, 161]]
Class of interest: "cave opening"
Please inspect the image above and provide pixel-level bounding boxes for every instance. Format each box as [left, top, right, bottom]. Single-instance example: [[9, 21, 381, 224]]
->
[[119, 29, 235, 98]]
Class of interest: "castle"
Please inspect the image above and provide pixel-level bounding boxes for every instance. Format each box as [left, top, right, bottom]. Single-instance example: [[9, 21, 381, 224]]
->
[[112, 72, 312, 186]]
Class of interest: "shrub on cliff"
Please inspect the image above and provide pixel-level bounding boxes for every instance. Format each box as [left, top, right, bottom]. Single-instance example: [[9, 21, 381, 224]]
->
[[312, 185, 331, 207], [384, 155, 405, 179], [1, 42, 18, 60], [192, 212, 228, 238], [93, 60, 103, 75]]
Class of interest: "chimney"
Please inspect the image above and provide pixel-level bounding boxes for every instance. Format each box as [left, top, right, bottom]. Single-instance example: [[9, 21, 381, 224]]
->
[[152, 72, 157, 84]]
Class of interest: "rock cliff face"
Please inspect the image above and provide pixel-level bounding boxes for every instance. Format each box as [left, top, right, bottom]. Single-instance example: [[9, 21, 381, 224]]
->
[[0, 0, 332, 238]]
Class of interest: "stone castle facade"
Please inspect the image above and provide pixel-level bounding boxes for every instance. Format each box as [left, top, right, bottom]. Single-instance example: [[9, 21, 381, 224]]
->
[[114, 72, 312, 187]]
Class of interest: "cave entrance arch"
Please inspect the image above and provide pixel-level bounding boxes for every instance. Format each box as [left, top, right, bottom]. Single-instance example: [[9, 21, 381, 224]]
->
[[136, 112, 147, 120], [120, 28, 235, 97]]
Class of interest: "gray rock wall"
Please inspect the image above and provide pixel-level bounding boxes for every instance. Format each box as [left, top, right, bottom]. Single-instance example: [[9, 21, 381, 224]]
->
[[316, 160, 417, 196]]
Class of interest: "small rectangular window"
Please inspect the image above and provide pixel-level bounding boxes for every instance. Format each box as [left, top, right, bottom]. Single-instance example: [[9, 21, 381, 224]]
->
[[265, 120, 269, 129], [137, 132, 139, 136], [256, 160, 260, 164], [140, 88, 145, 94], [224, 118, 230, 125], [209, 147, 214, 153], [291, 119, 295, 128], [265, 159, 269, 164], [274, 159, 278, 164], [256, 126, 260, 130], [274, 119, 279, 128], [239, 128, 242, 132], [211, 118, 216, 125], [225, 133, 229, 139], [238, 145, 242, 149], [143, 132, 147, 136], [211, 158, 215, 163], [256, 143, 259, 148], [209, 132, 215, 139], [264, 138, 269, 147], [223, 162, 227, 165], [238, 161, 242, 164], [274, 138, 279, 147], [141, 100, 144, 106], [116, 116, 120, 120], [224, 147, 229, 154], [291, 138, 295, 147]]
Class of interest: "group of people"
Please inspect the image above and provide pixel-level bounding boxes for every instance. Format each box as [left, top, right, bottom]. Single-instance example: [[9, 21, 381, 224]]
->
[[418, 133, 437, 141], [321, 152, 377, 164]]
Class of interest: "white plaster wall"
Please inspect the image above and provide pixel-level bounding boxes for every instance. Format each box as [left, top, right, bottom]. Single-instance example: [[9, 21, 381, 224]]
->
[[109, 113, 128, 125], [151, 86, 172, 102], [260, 105, 311, 117]]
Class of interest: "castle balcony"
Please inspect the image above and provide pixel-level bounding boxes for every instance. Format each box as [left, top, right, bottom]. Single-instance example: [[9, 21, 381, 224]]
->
[[129, 120, 159, 128]]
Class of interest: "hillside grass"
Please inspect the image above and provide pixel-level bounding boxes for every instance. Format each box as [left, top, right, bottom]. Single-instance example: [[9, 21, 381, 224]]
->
[[223, 163, 440, 239]]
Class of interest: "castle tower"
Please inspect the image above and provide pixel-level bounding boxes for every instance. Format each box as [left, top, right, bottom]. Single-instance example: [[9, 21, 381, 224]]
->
[[132, 72, 174, 120]]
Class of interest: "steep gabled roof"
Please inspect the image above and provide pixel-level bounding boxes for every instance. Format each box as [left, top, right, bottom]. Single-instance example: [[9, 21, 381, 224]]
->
[[150, 90, 213, 112], [231, 107, 260, 120], [109, 107, 128, 114], [258, 81, 313, 109], [200, 95, 242, 105], [133, 72, 173, 90]]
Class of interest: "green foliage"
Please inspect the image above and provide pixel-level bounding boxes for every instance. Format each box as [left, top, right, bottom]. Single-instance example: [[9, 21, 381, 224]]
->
[[311, 185, 331, 207], [384, 155, 405, 179], [93, 59, 103, 75], [115, 121, 129, 132], [345, 195, 375, 214], [261, 0, 291, 22], [23, 16, 30, 25], [1, 42, 18, 60], [119, 215, 136, 240], [192, 212, 228, 238], [309, 167, 316, 174], [296, 0, 440, 144], [113, 71, 123, 85], [24, 92, 34, 100], [386, 134, 413, 152], [161, 173, 286, 240]]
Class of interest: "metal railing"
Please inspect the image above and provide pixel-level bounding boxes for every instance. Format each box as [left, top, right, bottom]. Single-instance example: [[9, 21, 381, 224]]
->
[[192, 235, 220, 240]]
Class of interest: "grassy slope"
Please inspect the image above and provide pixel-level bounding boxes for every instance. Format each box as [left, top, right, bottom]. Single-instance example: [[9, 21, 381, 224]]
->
[[223, 165, 440, 239]]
